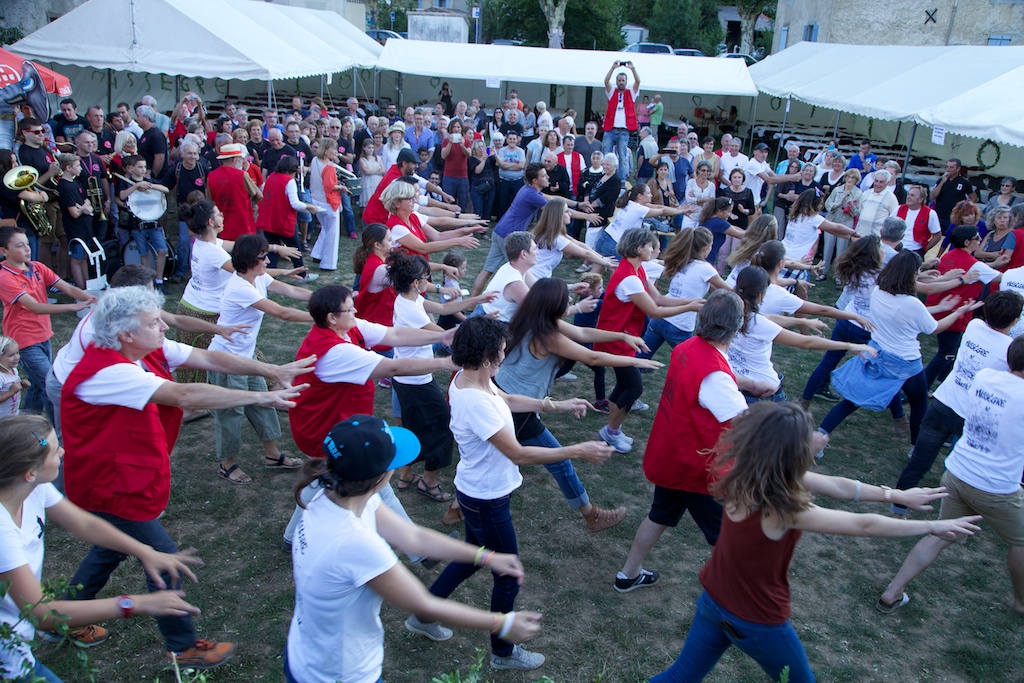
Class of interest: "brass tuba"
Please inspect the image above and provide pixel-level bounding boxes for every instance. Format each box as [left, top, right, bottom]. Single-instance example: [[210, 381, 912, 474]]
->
[[3, 165, 53, 238]]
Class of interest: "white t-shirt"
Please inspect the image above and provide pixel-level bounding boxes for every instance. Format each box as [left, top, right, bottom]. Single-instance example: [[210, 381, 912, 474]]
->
[[664, 260, 718, 332], [932, 319, 1011, 418], [209, 273, 273, 359], [782, 214, 824, 261], [605, 201, 650, 243], [482, 263, 526, 323], [52, 309, 98, 384], [727, 313, 784, 388], [967, 259, 1001, 285], [743, 158, 770, 203], [73, 339, 192, 408], [899, 207, 942, 252], [946, 368, 1024, 494], [868, 289, 937, 360], [614, 274, 647, 302], [287, 491, 395, 683], [719, 153, 748, 188], [450, 372, 523, 499], [1001, 266, 1024, 338], [392, 295, 433, 385], [314, 321, 388, 385], [699, 347, 748, 421], [683, 180, 715, 229], [605, 85, 640, 129], [182, 239, 233, 313], [529, 234, 571, 280], [0, 483, 62, 674], [760, 282, 804, 316], [0, 370, 20, 415], [726, 260, 749, 288], [840, 273, 879, 329], [644, 259, 665, 283]]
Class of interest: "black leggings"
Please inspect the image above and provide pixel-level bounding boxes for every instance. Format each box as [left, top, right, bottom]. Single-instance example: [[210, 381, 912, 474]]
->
[[557, 356, 607, 401], [609, 366, 644, 411]]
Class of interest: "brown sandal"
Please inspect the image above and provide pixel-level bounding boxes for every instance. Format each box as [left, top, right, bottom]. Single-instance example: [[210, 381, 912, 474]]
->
[[416, 482, 452, 503], [396, 473, 422, 491], [442, 503, 464, 525]]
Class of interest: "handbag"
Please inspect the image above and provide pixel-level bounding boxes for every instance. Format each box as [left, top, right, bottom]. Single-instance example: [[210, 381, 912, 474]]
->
[[474, 178, 495, 195]]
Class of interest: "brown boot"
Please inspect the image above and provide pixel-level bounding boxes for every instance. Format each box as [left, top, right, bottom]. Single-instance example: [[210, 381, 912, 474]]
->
[[584, 505, 627, 532], [893, 415, 911, 441]]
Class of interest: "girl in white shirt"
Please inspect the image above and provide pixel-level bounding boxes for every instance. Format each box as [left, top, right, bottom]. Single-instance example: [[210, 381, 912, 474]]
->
[[529, 199, 614, 279], [0, 337, 27, 416], [780, 190, 857, 292], [595, 184, 689, 268], [381, 122, 411, 170], [357, 137, 385, 206], [0, 415, 199, 682]]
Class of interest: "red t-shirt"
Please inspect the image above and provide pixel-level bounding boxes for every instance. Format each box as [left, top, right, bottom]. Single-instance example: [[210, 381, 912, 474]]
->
[[0, 261, 59, 347], [441, 137, 473, 178]]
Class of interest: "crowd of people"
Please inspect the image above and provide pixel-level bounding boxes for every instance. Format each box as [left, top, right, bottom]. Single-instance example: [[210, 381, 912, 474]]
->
[[1, 62, 1023, 683]]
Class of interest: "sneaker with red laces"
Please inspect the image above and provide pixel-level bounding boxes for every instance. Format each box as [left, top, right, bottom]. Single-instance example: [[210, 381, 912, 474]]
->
[[168, 639, 237, 670], [39, 624, 109, 647], [593, 399, 610, 414]]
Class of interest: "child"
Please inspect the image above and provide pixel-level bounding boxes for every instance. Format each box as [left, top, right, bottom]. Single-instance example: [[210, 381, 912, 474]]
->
[[436, 250, 468, 331], [116, 155, 171, 291], [0, 226, 96, 420], [555, 272, 608, 411], [416, 146, 434, 178], [427, 170, 444, 203], [55, 154, 95, 291], [0, 335, 29, 416]]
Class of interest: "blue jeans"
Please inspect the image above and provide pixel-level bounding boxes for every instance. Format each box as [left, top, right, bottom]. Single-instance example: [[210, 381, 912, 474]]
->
[[820, 370, 927, 444], [521, 427, 589, 509], [442, 176, 471, 213], [744, 386, 789, 405], [641, 319, 692, 359], [649, 591, 815, 683], [173, 220, 191, 277], [19, 339, 53, 421], [67, 512, 197, 652], [341, 192, 356, 236], [16, 661, 63, 683], [471, 183, 494, 221], [133, 224, 168, 254], [596, 230, 618, 259], [427, 491, 519, 657], [603, 129, 632, 181], [801, 319, 869, 401]]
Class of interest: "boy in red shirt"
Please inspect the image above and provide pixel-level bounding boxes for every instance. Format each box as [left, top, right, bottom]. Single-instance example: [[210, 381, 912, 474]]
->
[[0, 226, 96, 420]]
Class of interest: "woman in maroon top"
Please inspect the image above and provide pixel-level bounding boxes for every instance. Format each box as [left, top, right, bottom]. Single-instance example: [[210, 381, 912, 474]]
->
[[648, 402, 980, 683], [441, 119, 474, 213]]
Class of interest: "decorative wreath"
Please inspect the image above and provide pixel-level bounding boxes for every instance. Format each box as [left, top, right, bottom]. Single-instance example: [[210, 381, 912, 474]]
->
[[430, 77, 440, 87], [360, 69, 372, 80], [692, 95, 702, 107], [770, 97, 782, 111], [977, 139, 1000, 171]]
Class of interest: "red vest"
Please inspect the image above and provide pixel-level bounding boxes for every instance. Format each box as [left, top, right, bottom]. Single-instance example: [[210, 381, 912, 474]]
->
[[208, 165, 255, 240], [595, 260, 647, 356], [255, 172, 297, 237], [925, 248, 982, 333], [356, 253, 396, 352], [363, 164, 404, 225], [897, 204, 934, 249], [1006, 228, 1024, 270], [387, 213, 428, 260], [642, 337, 737, 494], [289, 325, 376, 457], [604, 87, 638, 132], [61, 345, 183, 521], [557, 151, 585, 195]]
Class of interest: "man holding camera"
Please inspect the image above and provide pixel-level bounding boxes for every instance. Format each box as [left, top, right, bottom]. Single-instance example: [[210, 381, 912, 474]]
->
[[602, 60, 640, 182]]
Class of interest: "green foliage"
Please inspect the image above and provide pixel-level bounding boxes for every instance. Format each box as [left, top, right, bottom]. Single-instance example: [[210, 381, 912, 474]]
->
[[620, 0, 655, 30], [648, 0, 723, 55], [483, 0, 624, 50], [365, 0, 418, 33], [0, 15, 26, 45]]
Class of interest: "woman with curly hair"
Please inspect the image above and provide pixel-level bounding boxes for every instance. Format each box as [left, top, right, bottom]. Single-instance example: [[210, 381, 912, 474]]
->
[[647, 402, 980, 683]]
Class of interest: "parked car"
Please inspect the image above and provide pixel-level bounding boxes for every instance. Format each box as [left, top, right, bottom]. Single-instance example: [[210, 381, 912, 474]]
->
[[673, 48, 707, 57], [366, 29, 404, 44], [717, 52, 759, 66], [492, 39, 525, 46], [622, 42, 673, 54]]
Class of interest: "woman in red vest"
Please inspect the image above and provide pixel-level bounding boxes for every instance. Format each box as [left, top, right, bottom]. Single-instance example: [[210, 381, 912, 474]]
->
[[595, 227, 704, 453], [381, 179, 479, 266], [255, 156, 320, 281], [352, 224, 397, 352], [923, 224, 1003, 387], [647, 402, 980, 683]]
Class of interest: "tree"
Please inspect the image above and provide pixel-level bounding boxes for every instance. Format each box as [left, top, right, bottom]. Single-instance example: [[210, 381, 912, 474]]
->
[[735, 0, 774, 55], [484, 0, 623, 50], [538, 0, 568, 48], [648, 0, 722, 56]]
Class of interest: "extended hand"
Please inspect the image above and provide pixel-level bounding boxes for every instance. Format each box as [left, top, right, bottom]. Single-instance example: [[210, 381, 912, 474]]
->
[[139, 547, 203, 588], [272, 355, 317, 389]]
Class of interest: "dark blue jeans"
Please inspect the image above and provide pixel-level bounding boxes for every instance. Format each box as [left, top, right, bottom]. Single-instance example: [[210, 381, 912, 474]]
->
[[19, 339, 53, 421], [173, 220, 191, 278], [801, 319, 868, 401], [471, 183, 494, 221], [649, 591, 815, 683], [640, 319, 692, 360], [15, 661, 63, 682], [67, 512, 197, 652], [893, 399, 964, 511], [924, 330, 962, 388], [427, 491, 519, 657], [442, 176, 471, 213], [341, 192, 356, 236], [819, 370, 927, 444]]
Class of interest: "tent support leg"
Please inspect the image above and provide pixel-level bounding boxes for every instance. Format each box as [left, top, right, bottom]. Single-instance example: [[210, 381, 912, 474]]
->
[[773, 96, 790, 168], [267, 81, 272, 109], [107, 69, 112, 113], [901, 123, 917, 183], [746, 95, 759, 155], [832, 112, 840, 139]]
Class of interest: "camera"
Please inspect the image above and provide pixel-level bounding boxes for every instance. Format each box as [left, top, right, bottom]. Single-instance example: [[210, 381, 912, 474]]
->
[[618, 61, 628, 67]]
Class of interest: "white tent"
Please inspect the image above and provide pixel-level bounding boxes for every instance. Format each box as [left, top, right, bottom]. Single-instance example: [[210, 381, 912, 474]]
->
[[376, 40, 758, 97], [748, 42, 1024, 148], [10, 0, 380, 81]]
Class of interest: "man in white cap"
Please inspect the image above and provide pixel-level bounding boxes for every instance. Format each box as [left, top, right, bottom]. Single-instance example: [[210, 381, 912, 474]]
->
[[208, 143, 258, 240]]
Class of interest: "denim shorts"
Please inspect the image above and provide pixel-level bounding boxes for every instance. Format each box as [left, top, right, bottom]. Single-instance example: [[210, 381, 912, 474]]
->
[[134, 224, 168, 253]]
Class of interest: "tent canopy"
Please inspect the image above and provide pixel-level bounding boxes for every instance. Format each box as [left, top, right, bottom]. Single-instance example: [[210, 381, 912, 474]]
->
[[376, 41, 758, 97], [10, 0, 381, 82], [749, 42, 1024, 148]]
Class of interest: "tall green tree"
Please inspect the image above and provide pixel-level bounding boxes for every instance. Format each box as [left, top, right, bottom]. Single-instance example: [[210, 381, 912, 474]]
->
[[484, 0, 623, 50], [648, 0, 722, 55], [735, 0, 774, 55]]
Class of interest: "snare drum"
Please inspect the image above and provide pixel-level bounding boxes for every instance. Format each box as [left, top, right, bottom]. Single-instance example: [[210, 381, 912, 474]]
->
[[128, 189, 168, 222], [122, 240, 177, 279]]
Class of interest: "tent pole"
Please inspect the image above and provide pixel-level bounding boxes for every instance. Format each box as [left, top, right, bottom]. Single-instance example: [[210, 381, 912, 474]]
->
[[832, 112, 840, 139], [267, 81, 272, 109], [107, 69, 112, 113], [901, 123, 917, 183], [352, 67, 357, 99], [746, 95, 759, 155], [773, 96, 790, 168]]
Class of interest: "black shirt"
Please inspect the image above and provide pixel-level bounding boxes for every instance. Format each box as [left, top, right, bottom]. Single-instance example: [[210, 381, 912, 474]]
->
[[544, 165, 571, 199], [18, 145, 56, 177], [138, 127, 169, 173], [0, 185, 30, 229], [57, 178, 90, 239], [51, 114, 88, 141], [260, 143, 297, 176], [353, 130, 371, 156], [160, 159, 211, 204], [499, 122, 525, 138], [75, 153, 107, 209], [934, 174, 974, 224], [91, 127, 117, 158]]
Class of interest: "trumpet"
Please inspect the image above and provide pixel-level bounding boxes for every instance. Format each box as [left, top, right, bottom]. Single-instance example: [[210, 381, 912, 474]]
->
[[3, 165, 53, 238], [86, 175, 107, 222]]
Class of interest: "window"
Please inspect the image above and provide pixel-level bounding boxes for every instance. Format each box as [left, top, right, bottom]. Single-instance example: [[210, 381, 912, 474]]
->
[[779, 25, 789, 50], [802, 24, 818, 42], [436, 0, 448, 6], [988, 34, 1013, 45]]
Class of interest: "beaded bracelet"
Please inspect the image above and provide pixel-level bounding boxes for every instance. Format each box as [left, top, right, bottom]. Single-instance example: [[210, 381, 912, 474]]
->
[[473, 546, 487, 566]]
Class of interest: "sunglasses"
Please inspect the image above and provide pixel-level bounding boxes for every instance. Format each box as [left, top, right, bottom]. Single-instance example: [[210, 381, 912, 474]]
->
[[257, 252, 270, 261], [25, 129, 44, 134]]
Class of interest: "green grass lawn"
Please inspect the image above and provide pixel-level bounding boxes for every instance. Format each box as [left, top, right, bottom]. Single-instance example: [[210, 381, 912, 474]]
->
[[37, 224, 1024, 683]]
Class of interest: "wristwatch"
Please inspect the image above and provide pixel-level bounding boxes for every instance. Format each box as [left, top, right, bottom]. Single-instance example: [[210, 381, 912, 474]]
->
[[454, 211, 461, 218], [117, 595, 135, 619]]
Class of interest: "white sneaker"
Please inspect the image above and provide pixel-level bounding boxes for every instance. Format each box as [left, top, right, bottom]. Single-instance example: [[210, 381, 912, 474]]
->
[[556, 372, 578, 382], [490, 644, 546, 671], [631, 399, 649, 411], [574, 263, 592, 273], [404, 615, 453, 641], [599, 425, 632, 453]]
